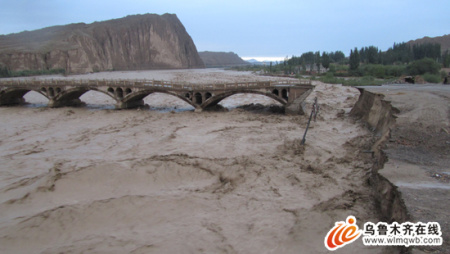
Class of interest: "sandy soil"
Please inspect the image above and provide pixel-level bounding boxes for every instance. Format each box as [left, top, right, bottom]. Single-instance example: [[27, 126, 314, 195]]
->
[[362, 84, 450, 254], [0, 70, 395, 253]]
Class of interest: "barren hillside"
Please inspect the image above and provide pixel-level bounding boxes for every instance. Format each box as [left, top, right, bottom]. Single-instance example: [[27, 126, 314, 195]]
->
[[406, 34, 450, 52], [0, 14, 205, 73]]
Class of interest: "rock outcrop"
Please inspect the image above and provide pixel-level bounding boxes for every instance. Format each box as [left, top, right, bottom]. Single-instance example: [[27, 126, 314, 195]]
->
[[198, 51, 248, 67], [0, 14, 204, 74]]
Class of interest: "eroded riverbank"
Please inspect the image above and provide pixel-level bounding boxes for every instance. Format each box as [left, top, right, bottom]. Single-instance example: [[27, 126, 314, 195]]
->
[[358, 84, 450, 254]]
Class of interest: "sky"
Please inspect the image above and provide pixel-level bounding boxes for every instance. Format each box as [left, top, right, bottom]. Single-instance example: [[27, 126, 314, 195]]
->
[[1, 0, 449, 61]]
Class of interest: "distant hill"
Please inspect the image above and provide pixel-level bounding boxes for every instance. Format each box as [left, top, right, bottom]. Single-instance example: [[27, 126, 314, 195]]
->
[[198, 51, 248, 67], [406, 34, 450, 53], [0, 13, 204, 74], [246, 59, 272, 65], [246, 59, 260, 64]]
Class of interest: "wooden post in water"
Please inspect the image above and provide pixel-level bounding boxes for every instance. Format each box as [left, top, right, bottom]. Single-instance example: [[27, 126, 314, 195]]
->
[[300, 97, 319, 145]]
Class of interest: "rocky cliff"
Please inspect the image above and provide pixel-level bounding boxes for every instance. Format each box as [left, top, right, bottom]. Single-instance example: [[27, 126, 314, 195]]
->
[[198, 51, 248, 67], [0, 14, 204, 74]]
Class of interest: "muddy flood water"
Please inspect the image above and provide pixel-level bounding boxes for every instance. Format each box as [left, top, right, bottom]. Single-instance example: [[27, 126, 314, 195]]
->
[[0, 69, 397, 253]]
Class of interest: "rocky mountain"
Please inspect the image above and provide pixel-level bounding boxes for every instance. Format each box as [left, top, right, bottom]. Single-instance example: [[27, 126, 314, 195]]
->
[[406, 34, 450, 53], [0, 13, 204, 74], [198, 51, 248, 67]]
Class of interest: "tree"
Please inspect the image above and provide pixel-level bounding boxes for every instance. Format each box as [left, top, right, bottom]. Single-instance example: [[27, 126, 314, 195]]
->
[[382, 42, 412, 65], [329, 51, 345, 64], [359, 47, 366, 63], [284, 56, 290, 74], [321, 52, 330, 70], [412, 43, 441, 61], [315, 51, 321, 73], [301, 51, 315, 65], [443, 50, 450, 68], [349, 47, 360, 71], [366, 46, 379, 64]]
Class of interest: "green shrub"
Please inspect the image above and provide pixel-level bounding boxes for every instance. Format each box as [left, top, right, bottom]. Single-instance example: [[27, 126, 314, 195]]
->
[[318, 74, 387, 86], [0, 66, 11, 77], [372, 65, 385, 78], [385, 65, 406, 77], [422, 73, 441, 83], [359, 64, 384, 78], [356, 64, 407, 79], [349, 67, 364, 77], [319, 72, 340, 84], [345, 76, 384, 86], [406, 58, 441, 75], [330, 64, 349, 77]]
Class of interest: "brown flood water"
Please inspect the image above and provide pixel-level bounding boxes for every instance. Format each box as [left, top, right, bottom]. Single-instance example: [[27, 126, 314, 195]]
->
[[0, 70, 393, 253]]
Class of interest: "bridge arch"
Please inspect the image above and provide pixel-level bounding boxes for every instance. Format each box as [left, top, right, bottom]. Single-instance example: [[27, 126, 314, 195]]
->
[[281, 89, 289, 100], [54, 87, 118, 103], [0, 88, 49, 105], [116, 88, 124, 99], [201, 90, 287, 110], [194, 92, 203, 105], [121, 89, 197, 109]]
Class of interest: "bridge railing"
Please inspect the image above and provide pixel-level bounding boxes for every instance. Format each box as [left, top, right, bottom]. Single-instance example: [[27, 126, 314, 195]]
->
[[0, 78, 311, 90]]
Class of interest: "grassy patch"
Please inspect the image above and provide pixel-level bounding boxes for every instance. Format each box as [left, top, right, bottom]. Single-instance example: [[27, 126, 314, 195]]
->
[[317, 73, 389, 86], [422, 73, 442, 83]]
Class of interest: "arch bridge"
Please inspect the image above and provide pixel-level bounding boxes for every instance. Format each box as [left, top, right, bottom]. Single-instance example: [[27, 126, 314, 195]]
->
[[0, 79, 313, 114]]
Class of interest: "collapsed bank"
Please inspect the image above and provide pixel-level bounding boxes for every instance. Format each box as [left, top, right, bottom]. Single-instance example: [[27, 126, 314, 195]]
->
[[351, 85, 450, 253]]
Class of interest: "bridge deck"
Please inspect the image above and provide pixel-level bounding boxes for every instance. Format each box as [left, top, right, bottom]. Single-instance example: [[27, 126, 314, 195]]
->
[[0, 79, 311, 90]]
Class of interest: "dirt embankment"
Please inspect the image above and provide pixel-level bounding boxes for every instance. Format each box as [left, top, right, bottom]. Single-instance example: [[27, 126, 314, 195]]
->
[[350, 89, 409, 223], [351, 85, 450, 254]]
